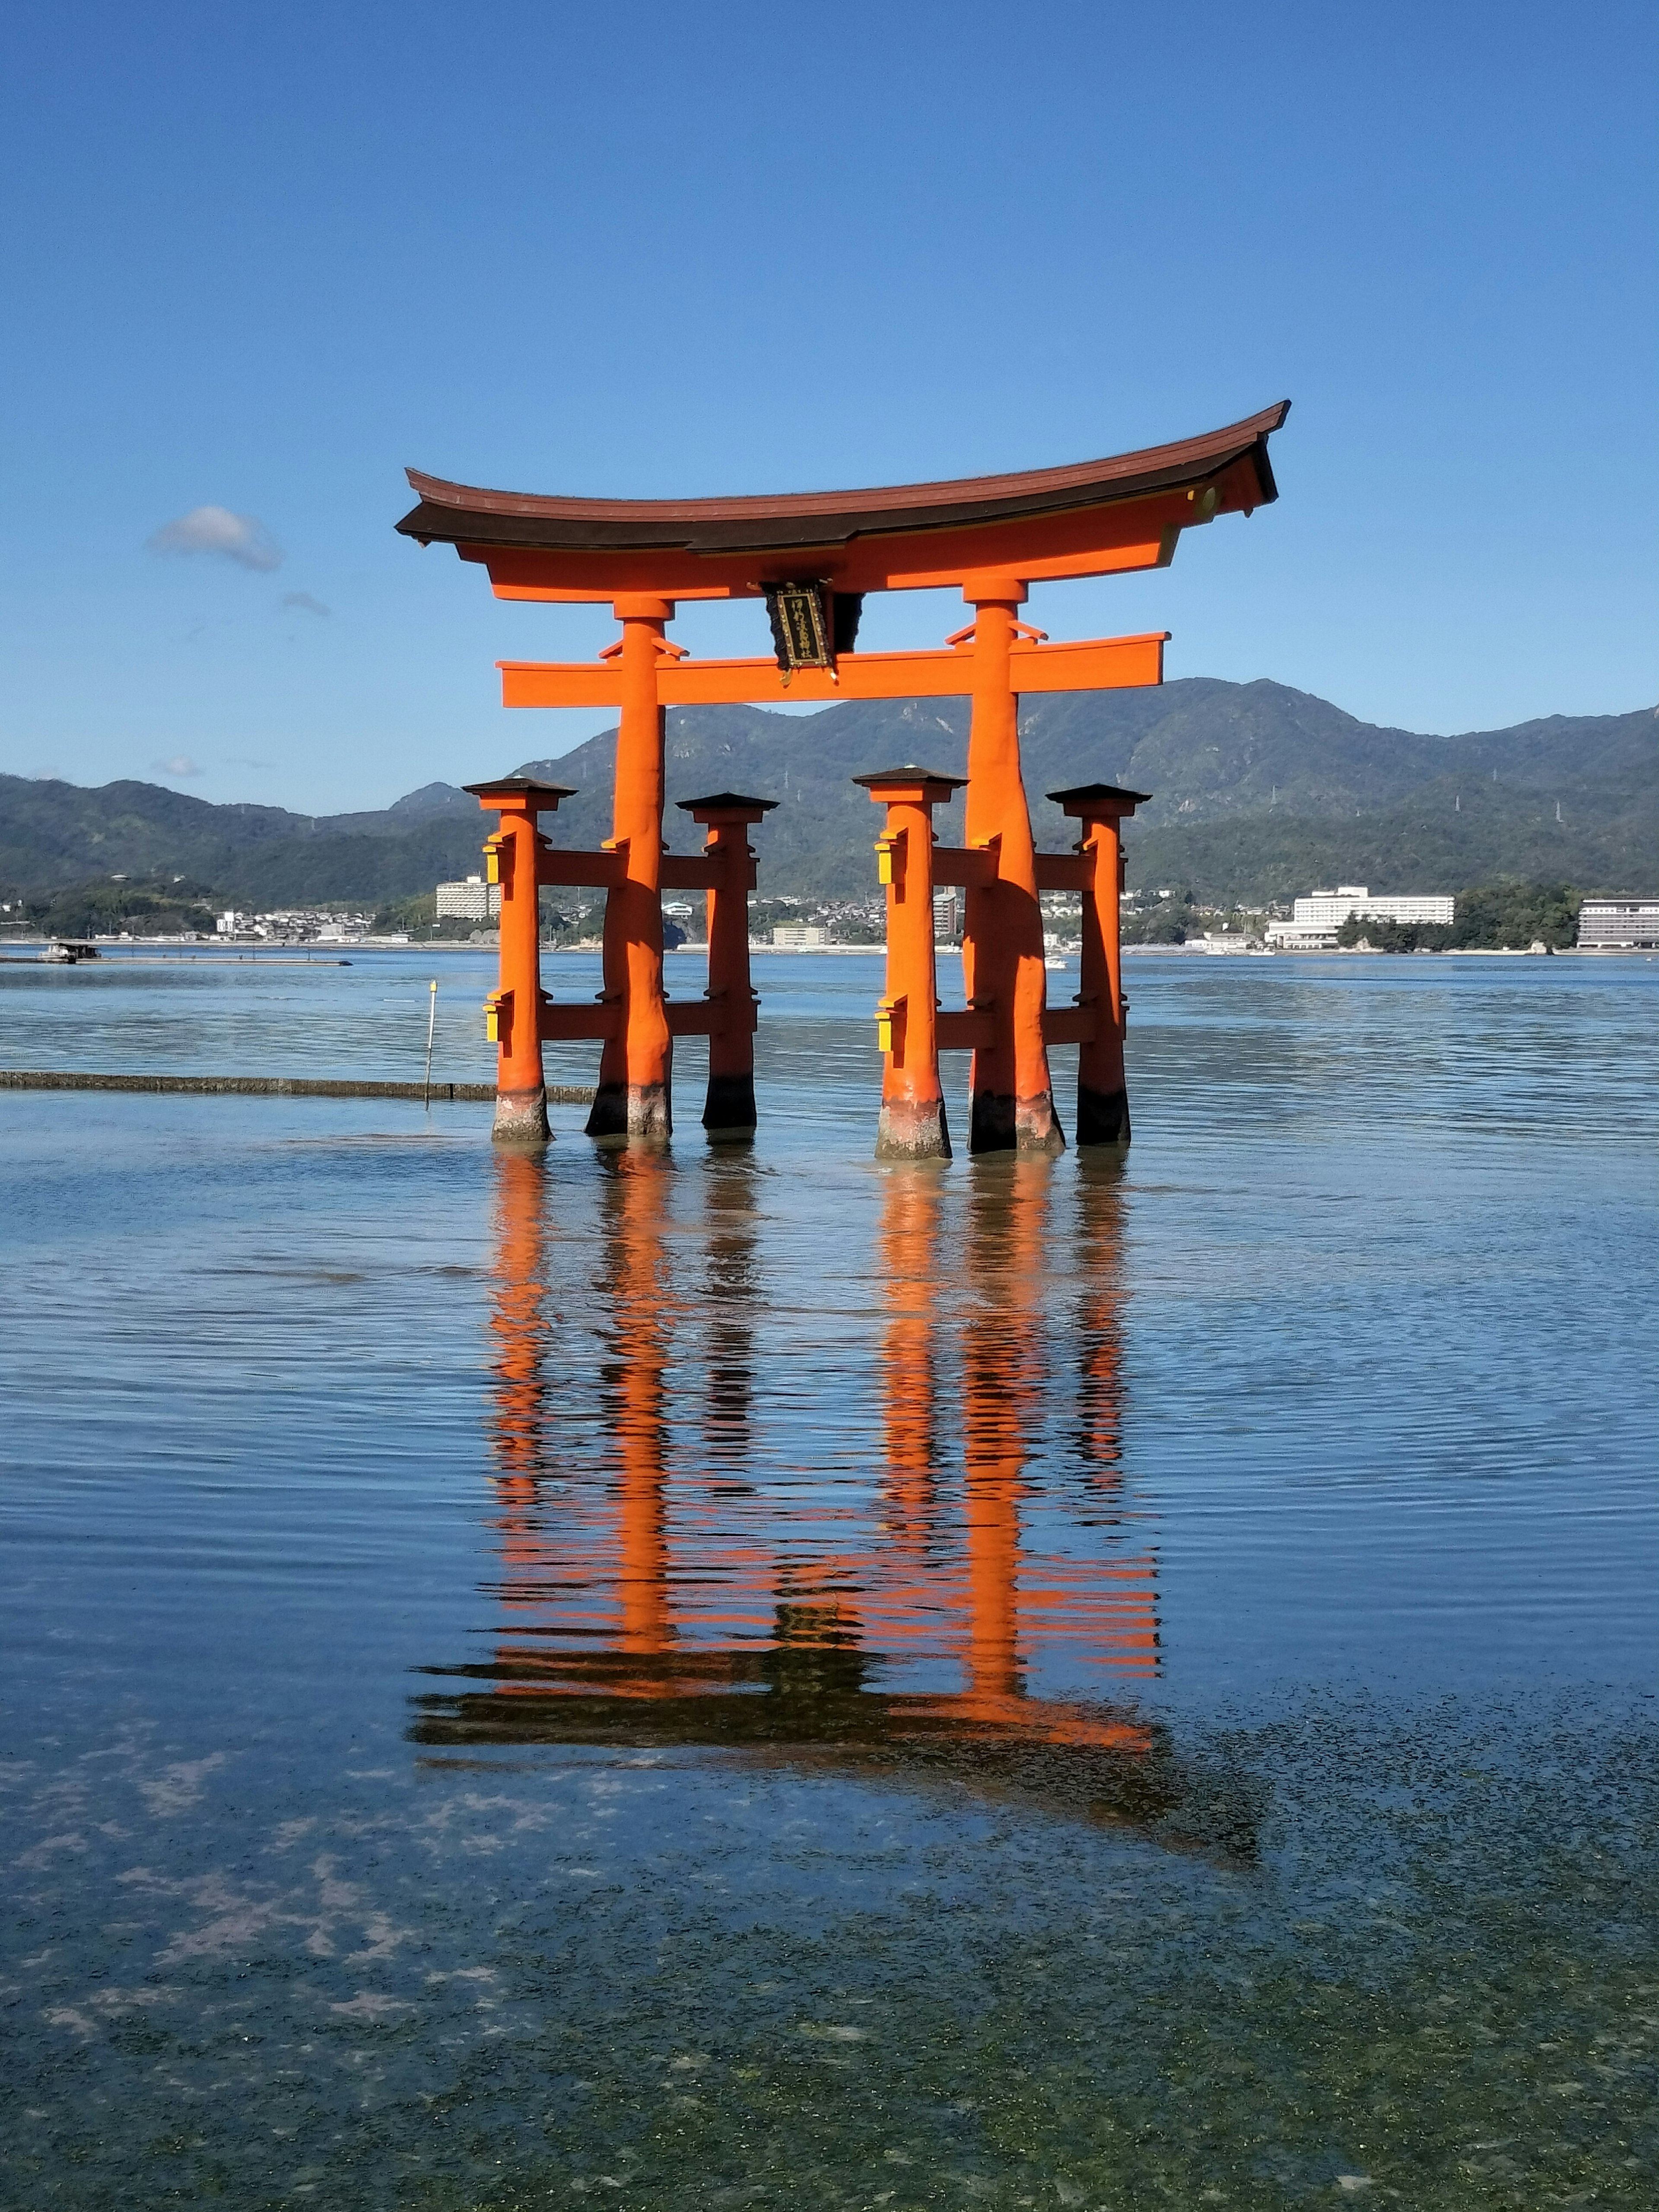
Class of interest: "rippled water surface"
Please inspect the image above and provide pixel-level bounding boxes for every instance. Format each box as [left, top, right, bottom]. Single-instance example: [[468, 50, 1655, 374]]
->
[[3, 950, 1656, 2208]]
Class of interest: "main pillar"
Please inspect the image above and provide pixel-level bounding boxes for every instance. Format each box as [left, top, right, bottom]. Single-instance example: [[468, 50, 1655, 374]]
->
[[960, 574, 1064, 1157], [588, 596, 675, 1143], [466, 776, 578, 1145], [675, 791, 775, 1138], [855, 767, 964, 1160], [1049, 782, 1150, 1146]]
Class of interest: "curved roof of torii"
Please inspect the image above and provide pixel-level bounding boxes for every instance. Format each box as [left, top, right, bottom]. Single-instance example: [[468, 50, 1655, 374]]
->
[[397, 401, 1289, 559]]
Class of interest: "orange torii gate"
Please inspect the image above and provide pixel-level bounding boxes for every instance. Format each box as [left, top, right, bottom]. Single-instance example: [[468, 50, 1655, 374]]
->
[[397, 400, 1287, 1153]]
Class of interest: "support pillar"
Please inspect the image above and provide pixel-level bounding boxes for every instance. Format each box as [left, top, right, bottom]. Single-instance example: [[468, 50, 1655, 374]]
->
[[464, 776, 578, 1145], [1049, 782, 1150, 1147], [675, 791, 776, 1138], [960, 574, 1064, 1157], [855, 767, 965, 1160], [588, 596, 675, 1143]]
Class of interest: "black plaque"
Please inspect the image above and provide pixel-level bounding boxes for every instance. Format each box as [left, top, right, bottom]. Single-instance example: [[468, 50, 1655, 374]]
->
[[764, 582, 833, 680]]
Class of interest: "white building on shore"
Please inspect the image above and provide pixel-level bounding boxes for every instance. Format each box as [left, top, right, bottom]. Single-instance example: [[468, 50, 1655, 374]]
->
[[1294, 886, 1455, 927], [1576, 898, 1659, 948], [436, 874, 501, 922], [1266, 885, 1455, 950]]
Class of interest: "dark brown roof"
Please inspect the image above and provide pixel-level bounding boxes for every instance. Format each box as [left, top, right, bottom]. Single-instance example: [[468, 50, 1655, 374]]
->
[[851, 767, 969, 791], [398, 404, 1288, 556], [461, 776, 578, 804], [1047, 782, 1154, 810], [673, 792, 779, 814]]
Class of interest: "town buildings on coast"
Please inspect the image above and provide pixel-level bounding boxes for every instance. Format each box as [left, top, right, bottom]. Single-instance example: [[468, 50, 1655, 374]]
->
[[418, 871, 1656, 957]]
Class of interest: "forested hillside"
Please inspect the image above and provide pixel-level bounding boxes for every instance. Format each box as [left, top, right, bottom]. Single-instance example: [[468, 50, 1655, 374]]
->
[[3, 681, 1653, 906]]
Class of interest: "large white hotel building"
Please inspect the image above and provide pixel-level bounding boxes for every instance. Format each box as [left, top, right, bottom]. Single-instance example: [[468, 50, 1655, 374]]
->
[[1266, 886, 1455, 950], [435, 874, 502, 922], [1576, 899, 1659, 948]]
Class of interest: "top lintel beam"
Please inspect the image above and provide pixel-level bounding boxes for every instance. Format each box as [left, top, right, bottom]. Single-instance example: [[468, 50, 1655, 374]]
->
[[397, 404, 1289, 603]]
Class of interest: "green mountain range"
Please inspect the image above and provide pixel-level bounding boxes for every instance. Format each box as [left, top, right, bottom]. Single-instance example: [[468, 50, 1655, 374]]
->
[[3, 680, 1654, 908]]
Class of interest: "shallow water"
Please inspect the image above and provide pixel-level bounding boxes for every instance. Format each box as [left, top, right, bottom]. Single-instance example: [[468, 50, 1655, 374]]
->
[[3, 951, 1656, 2208]]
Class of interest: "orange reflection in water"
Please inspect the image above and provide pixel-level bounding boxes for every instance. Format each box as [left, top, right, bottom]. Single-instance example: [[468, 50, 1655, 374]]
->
[[419, 1146, 1170, 1824], [603, 1151, 673, 1656]]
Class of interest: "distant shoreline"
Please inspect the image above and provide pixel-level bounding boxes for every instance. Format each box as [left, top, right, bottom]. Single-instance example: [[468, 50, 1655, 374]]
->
[[2, 936, 1646, 963]]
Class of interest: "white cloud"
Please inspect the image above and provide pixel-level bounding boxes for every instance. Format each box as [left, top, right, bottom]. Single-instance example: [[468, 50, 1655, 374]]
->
[[152, 754, 203, 778], [282, 591, 331, 617], [148, 505, 283, 572]]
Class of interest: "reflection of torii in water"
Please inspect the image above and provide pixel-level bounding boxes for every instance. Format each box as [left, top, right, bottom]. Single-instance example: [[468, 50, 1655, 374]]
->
[[414, 1150, 1195, 1838]]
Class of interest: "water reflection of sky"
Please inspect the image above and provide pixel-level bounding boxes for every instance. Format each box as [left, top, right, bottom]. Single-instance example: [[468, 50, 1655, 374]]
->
[[3, 952, 1656, 2206]]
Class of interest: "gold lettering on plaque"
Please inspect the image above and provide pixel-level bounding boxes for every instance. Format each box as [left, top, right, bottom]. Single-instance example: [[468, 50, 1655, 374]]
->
[[764, 583, 833, 683]]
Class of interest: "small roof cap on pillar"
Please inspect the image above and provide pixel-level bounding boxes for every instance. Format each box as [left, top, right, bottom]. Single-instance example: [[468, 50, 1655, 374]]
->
[[674, 791, 779, 818], [1047, 780, 1152, 818], [462, 775, 578, 809], [852, 765, 968, 794]]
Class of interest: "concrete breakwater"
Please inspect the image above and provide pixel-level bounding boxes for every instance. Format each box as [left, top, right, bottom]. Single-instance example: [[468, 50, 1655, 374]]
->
[[0, 1070, 597, 1104]]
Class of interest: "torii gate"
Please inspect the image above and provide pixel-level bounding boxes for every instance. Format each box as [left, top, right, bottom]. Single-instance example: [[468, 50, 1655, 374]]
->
[[397, 400, 1287, 1154]]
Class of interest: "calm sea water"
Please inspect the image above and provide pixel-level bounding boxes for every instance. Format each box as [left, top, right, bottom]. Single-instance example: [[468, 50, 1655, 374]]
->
[[3, 949, 1656, 2209]]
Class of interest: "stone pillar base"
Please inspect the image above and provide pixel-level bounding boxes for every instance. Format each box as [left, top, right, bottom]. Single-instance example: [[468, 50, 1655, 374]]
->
[[972, 1087, 1069, 1155], [876, 1097, 952, 1161], [702, 1072, 756, 1139], [1076, 1082, 1131, 1147], [969, 1089, 1015, 1153], [493, 1084, 550, 1146], [585, 1080, 671, 1144], [1016, 1091, 1067, 1157]]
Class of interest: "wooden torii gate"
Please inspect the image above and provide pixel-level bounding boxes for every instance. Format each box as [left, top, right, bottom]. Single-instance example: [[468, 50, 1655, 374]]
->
[[397, 400, 1287, 1154]]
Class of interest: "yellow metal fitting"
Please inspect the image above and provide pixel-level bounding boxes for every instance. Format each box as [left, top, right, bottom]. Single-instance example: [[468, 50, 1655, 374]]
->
[[875, 995, 905, 1056]]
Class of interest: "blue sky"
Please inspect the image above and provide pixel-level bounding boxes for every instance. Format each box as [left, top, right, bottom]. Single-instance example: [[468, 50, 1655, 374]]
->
[[2, 1, 1654, 814]]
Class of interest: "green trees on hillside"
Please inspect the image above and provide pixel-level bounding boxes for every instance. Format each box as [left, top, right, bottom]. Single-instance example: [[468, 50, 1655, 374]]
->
[[1336, 880, 1581, 952], [1449, 879, 1581, 948], [370, 889, 595, 942], [1122, 893, 1195, 944], [4, 877, 220, 938]]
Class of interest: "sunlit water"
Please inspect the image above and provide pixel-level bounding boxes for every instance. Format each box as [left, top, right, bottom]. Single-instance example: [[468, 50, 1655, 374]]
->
[[3, 950, 1656, 2208]]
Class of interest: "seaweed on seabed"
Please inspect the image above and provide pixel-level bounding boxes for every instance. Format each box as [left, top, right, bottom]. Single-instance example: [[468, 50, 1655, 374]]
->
[[407, 1638, 1266, 1864]]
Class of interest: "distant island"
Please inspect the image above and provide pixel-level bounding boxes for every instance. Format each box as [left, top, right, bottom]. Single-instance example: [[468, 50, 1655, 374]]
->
[[3, 682, 1654, 941]]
